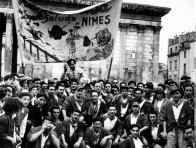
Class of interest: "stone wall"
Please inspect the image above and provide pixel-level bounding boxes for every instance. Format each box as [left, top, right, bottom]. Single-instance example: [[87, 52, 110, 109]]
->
[[0, 1, 170, 83]]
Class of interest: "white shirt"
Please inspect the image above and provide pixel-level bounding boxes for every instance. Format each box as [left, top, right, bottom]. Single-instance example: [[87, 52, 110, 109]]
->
[[69, 122, 78, 137], [172, 102, 184, 122], [121, 98, 129, 117], [157, 99, 164, 112], [75, 101, 81, 111], [104, 117, 117, 131], [41, 134, 49, 148], [151, 125, 159, 140], [130, 113, 139, 125], [139, 99, 146, 109], [133, 137, 143, 148]]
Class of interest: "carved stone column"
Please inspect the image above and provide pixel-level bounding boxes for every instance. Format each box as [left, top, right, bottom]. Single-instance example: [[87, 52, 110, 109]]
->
[[136, 24, 146, 82], [4, 13, 13, 74], [151, 26, 162, 84], [118, 23, 129, 80]]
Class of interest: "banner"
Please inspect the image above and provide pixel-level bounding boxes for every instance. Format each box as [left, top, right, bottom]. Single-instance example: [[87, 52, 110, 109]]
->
[[12, 0, 122, 63]]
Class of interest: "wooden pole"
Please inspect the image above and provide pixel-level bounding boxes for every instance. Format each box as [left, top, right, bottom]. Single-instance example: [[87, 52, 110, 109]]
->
[[107, 58, 113, 80], [0, 30, 2, 79], [194, 84, 196, 147], [11, 17, 18, 74]]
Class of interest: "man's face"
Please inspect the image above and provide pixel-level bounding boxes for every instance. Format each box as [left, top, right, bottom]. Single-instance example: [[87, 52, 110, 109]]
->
[[131, 127, 139, 138], [34, 80, 41, 87], [69, 61, 76, 70], [135, 90, 142, 100], [76, 89, 85, 98], [144, 86, 151, 93], [112, 87, 119, 95], [170, 83, 177, 90], [94, 83, 102, 93], [185, 128, 195, 141], [31, 87, 38, 96], [138, 84, 144, 90], [108, 107, 116, 117], [129, 83, 136, 88], [52, 109, 60, 119], [58, 86, 65, 95], [71, 111, 80, 122], [48, 86, 55, 96], [121, 89, 128, 98], [70, 82, 78, 91], [7, 77, 15, 85], [42, 84, 48, 92], [38, 97, 46, 106], [6, 87, 13, 97], [172, 91, 181, 102], [149, 114, 157, 124], [94, 121, 102, 132], [21, 96, 30, 107], [105, 84, 112, 93], [128, 88, 134, 96], [92, 92, 99, 103], [132, 104, 140, 114], [156, 93, 163, 100], [184, 86, 193, 98], [112, 80, 119, 86]]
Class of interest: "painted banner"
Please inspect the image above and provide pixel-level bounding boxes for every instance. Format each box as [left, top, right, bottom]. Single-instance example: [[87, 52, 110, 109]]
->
[[12, 0, 122, 63]]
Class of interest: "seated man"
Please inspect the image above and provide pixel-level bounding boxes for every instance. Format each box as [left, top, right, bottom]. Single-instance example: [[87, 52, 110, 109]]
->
[[184, 125, 195, 148], [119, 124, 148, 148], [85, 117, 113, 148], [102, 105, 122, 148], [62, 85, 88, 121], [122, 100, 149, 140], [60, 110, 85, 148], [50, 106, 62, 127], [26, 116, 59, 148], [148, 110, 167, 148], [112, 86, 133, 122], [82, 90, 108, 127]]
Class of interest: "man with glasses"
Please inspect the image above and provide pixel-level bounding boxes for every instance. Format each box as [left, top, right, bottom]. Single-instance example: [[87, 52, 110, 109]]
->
[[112, 79, 119, 87]]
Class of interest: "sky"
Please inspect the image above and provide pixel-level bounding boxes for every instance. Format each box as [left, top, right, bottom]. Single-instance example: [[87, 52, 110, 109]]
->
[[123, 0, 196, 64]]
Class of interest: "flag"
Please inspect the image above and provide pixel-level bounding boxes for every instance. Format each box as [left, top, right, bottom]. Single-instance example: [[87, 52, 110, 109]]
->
[[12, 0, 122, 63]]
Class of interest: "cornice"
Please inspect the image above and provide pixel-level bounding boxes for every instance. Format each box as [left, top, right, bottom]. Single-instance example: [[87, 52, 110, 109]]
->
[[119, 23, 162, 31], [121, 3, 171, 17], [6, 0, 171, 18]]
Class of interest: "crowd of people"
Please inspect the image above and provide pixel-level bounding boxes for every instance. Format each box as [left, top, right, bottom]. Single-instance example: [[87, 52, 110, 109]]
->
[[0, 59, 195, 148]]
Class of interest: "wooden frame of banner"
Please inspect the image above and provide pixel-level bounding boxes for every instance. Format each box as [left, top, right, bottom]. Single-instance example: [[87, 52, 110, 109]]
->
[[194, 84, 196, 147], [107, 57, 113, 80]]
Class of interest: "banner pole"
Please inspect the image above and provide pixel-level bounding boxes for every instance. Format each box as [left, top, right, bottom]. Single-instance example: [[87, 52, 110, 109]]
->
[[107, 57, 113, 80], [194, 84, 196, 147]]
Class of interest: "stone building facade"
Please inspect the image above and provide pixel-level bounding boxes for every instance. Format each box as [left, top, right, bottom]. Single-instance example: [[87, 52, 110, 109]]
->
[[0, 0, 170, 84], [168, 31, 196, 83]]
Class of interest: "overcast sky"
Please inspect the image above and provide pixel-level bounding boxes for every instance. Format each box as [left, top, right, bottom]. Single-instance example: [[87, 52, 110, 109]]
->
[[123, 0, 196, 64]]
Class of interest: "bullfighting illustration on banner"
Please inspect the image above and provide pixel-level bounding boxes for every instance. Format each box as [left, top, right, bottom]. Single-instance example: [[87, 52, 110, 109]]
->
[[12, 0, 122, 63]]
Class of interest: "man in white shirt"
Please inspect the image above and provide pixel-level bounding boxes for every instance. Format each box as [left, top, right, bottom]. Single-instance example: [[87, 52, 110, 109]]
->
[[26, 116, 59, 148], [119, 124, 148, 148], [102, 105, 122, 148]]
